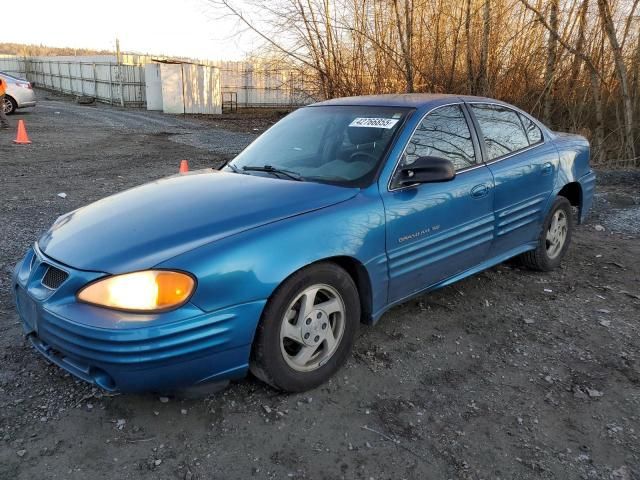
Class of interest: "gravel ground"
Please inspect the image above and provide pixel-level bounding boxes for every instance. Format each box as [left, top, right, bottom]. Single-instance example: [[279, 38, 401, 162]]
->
[[0, 91, 639, 480]]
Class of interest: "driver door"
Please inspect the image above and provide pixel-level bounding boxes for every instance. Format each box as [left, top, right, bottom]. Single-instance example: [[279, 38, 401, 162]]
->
[[380, 104, 495, 303]]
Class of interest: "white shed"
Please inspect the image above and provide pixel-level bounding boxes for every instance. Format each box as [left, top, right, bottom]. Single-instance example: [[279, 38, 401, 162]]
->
[[156, 61, 222, 115], [144, 63, 163, 111]]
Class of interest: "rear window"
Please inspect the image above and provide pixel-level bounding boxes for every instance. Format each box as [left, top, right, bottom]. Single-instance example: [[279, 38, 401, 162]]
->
[[471, 104, 530, 160], [519, 113, 543, 145]]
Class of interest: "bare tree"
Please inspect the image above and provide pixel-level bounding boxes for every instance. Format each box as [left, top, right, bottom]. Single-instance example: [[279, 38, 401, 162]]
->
[[465, 0, 475, 94], [213, 0, 639, 165], [478, 0, 491, 95], [597, 0, 635, 163]]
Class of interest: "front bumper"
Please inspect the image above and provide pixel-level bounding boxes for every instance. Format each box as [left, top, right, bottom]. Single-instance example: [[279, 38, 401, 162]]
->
[[13, 246, 265, 393]]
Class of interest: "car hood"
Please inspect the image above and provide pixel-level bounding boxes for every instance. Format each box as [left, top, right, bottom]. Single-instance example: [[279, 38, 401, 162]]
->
[[38, 170, 358, 273]]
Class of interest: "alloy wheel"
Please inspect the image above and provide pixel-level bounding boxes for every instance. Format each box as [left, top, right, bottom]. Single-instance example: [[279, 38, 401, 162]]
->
[[2, 97, 12, 114], [279, 284, 346, 372], [546, 209, 568, 259]]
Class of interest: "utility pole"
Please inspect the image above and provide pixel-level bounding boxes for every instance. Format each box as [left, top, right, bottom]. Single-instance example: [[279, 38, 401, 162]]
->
[[115, 39, 119, 59], [116, 37, 125, 107]]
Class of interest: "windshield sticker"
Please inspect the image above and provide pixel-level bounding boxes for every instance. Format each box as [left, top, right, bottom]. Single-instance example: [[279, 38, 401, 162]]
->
[[349, 117, 399, 129]]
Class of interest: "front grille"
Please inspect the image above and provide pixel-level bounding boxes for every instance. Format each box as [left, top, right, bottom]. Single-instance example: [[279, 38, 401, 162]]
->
[[42, 265, 69, 289]]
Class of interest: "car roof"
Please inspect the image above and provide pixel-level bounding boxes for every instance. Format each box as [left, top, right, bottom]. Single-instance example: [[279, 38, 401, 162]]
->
[[310, 93, 505, 109]]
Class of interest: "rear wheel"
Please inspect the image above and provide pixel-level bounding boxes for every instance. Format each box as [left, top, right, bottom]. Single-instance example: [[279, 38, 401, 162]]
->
[[3, 96, 17, 115], [250, 263, 360, 392], [519, 196, 573, 271]]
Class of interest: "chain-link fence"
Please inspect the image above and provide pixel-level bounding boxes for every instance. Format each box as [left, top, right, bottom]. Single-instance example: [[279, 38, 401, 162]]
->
[[0, 55, 318, 109]]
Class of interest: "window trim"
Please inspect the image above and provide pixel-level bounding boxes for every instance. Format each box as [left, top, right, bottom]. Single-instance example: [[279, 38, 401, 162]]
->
[[465, 101, 547, 165], [387, 102, 481, 192]]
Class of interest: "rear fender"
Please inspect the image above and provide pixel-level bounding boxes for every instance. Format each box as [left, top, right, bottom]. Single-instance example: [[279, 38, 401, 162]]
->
[[547, 133, 594, 223]]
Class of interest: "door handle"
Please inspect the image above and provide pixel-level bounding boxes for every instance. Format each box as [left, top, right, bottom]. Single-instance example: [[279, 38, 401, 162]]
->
[[541, 162, 553, 175], [470, 184, 489, 198]]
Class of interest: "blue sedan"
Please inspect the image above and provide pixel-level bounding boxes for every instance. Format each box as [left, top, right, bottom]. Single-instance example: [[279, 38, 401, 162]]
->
[[13, 94, 595, 393]]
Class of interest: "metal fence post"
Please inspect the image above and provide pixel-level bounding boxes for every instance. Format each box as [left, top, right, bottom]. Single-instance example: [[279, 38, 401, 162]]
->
[[119, 65, 125, 107], [92, 63, 97, 99], [67, 62, 72, 95], [109, 64, 114, 105], [80, 62, 85, 96]]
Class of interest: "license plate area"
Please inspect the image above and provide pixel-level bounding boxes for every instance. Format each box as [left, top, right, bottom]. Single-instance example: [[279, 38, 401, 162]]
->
[[16, 287, 38, 332]]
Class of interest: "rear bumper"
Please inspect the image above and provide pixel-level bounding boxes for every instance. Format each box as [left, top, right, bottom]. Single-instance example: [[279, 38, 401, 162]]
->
[[578, 170, 596, 223], [13, 247, 265, 393], [9, 87, 36, 107]]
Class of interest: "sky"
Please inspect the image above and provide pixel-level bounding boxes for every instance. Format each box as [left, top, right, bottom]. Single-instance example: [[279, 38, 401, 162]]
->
[[4, 0, 260, 60]]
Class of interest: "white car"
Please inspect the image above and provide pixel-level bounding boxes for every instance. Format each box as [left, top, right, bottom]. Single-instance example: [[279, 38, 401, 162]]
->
[[1, 72, 36, 114]]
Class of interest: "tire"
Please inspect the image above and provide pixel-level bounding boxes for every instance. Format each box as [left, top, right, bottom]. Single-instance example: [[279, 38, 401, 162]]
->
[[250, 262, 360, 392], [3, 96, 17, 115], [519, 196, 573, 271]]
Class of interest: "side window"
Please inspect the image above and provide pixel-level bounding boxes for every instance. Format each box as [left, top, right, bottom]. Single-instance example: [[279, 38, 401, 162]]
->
[[471, 104, 530, 160], [519, 113, 543, 145], [401, 105, 476, 172]]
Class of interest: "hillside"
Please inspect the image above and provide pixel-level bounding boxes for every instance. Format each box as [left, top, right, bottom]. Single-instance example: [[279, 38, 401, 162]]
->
[[0, 42, 112, 57]]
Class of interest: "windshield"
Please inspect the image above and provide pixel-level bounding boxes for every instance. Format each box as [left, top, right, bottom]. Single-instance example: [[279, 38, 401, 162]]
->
[[225, 105, 411, 187]]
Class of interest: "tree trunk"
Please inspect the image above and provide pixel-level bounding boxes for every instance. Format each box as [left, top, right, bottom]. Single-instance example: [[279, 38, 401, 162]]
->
[[589, 69, 606, 164], [465, 0, 475, 94], [392, 0, 414, 93], [633, 25, 640, 137], [543, 0, 558, 126], [597, 0, 636, 164], [478, 0, 491, 95], [569, 0, 587, 89]]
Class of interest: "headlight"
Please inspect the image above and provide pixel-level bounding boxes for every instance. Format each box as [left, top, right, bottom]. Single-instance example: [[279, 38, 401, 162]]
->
[[77, 270, 195, 312]]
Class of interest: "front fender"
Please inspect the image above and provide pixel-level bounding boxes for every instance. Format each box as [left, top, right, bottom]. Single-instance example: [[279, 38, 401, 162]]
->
[[156, 187, 388, 316]]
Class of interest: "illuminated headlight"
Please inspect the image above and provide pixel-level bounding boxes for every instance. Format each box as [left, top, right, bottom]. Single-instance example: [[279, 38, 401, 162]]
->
[[77, 271, 195, 312]]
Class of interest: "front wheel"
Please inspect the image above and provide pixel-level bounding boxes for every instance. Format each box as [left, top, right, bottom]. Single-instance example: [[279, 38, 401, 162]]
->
[[519, 196, 573, 271], [250, 263, 360, 392]]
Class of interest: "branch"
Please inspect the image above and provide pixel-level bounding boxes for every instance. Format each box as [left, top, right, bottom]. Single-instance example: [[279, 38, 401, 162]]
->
[[517, 0, 602, 81], [215, 0, 316, 70]]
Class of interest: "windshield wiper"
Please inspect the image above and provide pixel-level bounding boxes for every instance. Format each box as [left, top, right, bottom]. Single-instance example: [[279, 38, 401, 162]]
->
[[242, 165, 304, 181], [226, 163, 243, 174]]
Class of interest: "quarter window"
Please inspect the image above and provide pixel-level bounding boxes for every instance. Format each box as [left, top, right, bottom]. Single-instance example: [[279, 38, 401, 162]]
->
[[400, 105, 477, 172], [519, 113, 543, 145], [471, 104, 530, 160]]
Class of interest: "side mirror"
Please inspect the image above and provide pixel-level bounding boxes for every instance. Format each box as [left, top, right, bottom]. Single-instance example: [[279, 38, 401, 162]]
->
[[398, 156, 456, 185]]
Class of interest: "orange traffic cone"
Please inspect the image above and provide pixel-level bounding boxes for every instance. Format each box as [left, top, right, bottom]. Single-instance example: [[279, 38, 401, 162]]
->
[[179, 159, 189, 174], [13, 120, 32, 145]]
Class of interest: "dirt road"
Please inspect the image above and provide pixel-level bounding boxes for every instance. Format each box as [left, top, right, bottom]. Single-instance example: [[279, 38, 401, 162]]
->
[[1, 92, 639, 479]]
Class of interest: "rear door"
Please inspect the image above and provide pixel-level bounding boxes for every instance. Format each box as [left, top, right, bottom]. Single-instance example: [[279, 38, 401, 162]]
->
[[381, 103, 495, 303], [467, 103, 559, 257]]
